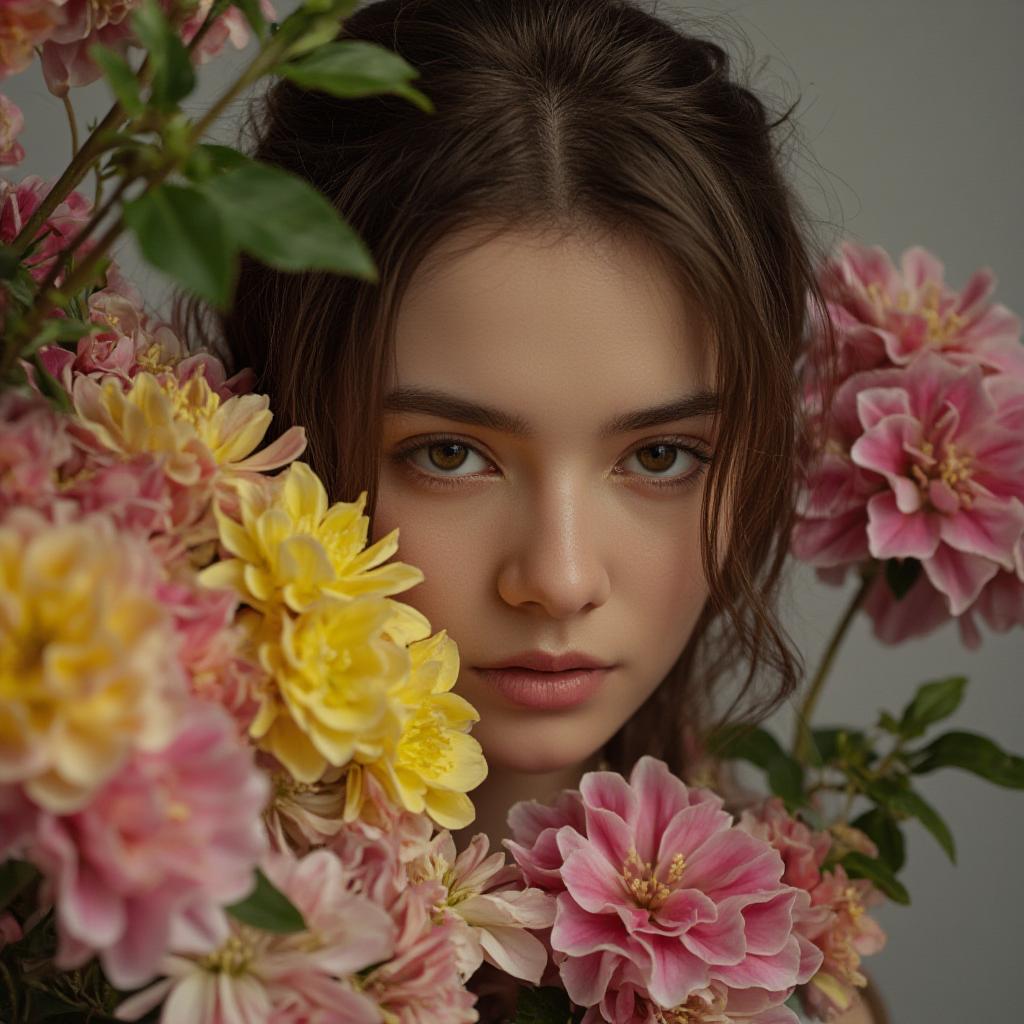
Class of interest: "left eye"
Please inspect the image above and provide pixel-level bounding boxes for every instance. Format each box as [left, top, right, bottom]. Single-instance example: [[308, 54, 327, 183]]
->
[[624, 443, 693, 477]]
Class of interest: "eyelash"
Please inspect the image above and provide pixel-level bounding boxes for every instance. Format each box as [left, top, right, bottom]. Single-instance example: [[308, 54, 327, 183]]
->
[[389, 433, 713, 492]]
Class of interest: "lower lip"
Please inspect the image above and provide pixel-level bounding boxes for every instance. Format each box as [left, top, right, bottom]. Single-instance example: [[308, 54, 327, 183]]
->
[[475, 667, 609, 710]]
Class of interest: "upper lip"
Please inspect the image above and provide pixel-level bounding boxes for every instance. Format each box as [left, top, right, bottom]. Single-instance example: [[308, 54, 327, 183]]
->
[[476, 651, 613, 672]]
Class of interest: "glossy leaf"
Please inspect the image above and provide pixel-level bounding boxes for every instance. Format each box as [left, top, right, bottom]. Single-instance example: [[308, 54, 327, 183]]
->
[[890, 787, 956, 863], [201, 161, 377, 279], [711, 725, 805, 808], [898, 676, 966, 739], [910, 730, 1024, 789], [131, 0, 196, 110], [841, 851, 910, 905], [88, 43, 143, 117], [124, 184, 237, 309], [851, 808, 906, 873], [226, 868, 305, 934], [274, 40, 434, 112]]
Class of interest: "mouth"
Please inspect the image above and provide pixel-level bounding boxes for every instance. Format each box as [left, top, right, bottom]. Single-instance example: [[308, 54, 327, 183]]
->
[[473, 665, 611, 710]]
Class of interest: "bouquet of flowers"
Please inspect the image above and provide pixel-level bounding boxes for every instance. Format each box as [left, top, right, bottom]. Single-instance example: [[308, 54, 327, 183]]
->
[[1, 3, 1022, 1023]]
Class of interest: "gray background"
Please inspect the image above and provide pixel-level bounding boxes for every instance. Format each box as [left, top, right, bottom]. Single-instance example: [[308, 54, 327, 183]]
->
[[4, 1, 1022, 1019]]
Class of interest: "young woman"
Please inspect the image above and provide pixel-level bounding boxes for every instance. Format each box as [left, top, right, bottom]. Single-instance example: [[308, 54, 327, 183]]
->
[[182, 1, 874, 1019]]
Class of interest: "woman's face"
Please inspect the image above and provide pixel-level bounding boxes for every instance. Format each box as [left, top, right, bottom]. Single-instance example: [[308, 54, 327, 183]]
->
[[372, 224, 719, 774]]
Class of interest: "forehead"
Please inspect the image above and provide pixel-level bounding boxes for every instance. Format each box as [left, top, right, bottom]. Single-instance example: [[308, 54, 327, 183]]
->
[[390, 225, 714, 430]]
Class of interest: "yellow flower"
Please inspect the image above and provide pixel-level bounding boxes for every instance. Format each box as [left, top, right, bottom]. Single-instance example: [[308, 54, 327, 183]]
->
[[251, 598, 411, 783], [366, 628, 487, 830], [0, 513, 183, 812], [201, 460, 424, 614], [72, 371, 305, 486]]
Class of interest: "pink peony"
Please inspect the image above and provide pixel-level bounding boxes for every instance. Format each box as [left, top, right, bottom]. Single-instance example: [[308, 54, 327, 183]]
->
[[506, 757, 821, 1022], [25, 700, 269, 988], [0, 175, 93, 288], [0, 390, 74, 515], [409, 830, 555, 983], [0, 0, 64, 80], [115, 846, 392, 1024], [795, 354, 1024, 621], [813, 241, 1024, 380], [0, 93, 25, 164]]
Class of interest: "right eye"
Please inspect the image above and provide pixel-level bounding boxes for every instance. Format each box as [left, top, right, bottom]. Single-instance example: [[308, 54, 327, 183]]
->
[[392, 435, 497, 484]]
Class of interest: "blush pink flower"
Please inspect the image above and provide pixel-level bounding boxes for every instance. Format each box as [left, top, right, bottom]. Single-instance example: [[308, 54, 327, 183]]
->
[[180, 1, 276, 64], [0, 175, 92, 288], [24, 700, 269, 989], [0, 390, 74, 515], [115, 846, 393, 1024], [409, 830, 555, 983], [736, 799, 832, 895], [0, 1, 64, 80], [0, 93, 25, 164], [506, 757, 820, 1019], [814, 241, 1023, 379], [795, 354, 1024, 618]]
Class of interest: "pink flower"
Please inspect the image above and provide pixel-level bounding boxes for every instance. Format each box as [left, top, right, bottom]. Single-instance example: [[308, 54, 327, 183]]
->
[[116, 846, 392, 1024], [737, 799, 832, 894], [0, 912, 21, 950], [814, 241, 1024, 379], [24, 700, 269, 989], [798, 866, 886, 1021], [0, 175, 93, 288], [506, 757, 820, 1020], [180, 1, 277, 64], [795, 354, 1024, 617], [0, 93, 25, 164], [0, 391, 74, 515], [0, 1, 64, 79], [409, 830, 555, 983]]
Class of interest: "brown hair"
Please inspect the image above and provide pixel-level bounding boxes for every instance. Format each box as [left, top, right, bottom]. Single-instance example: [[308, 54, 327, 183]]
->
[[177, 0, 834, 778]]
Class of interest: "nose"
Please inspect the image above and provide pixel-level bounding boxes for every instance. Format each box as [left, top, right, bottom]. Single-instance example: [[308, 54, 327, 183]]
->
[[495, 475, 612, 619]]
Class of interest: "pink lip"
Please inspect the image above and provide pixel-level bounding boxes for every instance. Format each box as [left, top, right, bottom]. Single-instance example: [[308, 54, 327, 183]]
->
[[475, 667, 609, 710], [478, 650, 612, 673]]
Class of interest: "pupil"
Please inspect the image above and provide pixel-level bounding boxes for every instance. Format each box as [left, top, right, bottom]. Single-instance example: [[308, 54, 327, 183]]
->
[[638, 444, 677, 473], [430, 443, 466, 470]]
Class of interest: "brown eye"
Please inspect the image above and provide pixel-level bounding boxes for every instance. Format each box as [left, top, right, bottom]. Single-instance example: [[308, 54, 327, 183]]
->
[[635, 444, 678, 473], [427, 442, 470, 471]]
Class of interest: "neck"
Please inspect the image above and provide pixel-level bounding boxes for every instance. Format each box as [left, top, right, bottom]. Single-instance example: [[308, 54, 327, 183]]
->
[[454, 751, 603, 855]]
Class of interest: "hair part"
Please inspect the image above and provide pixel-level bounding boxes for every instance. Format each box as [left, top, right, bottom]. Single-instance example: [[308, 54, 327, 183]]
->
[[176, 0, 837, 778]]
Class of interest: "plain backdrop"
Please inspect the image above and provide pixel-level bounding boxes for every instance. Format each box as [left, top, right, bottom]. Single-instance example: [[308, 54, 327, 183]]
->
[[4, 1, 1022, 1020]]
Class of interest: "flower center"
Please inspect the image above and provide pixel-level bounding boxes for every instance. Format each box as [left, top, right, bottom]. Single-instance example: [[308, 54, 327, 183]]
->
[[200, 933, 257, 976], [867, 279, 966, 345], [910, 440, 975, 508], [620, 848, 685, 911], [396, 706, 454, 779]]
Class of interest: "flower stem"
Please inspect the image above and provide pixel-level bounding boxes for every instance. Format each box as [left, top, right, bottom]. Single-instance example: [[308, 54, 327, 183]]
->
[[792, 567, 877, 762], [62, 95, 79, 161]]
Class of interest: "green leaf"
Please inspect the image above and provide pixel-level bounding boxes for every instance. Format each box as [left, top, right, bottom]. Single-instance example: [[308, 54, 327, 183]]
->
[[201, 161, 377, 279], [884, 556, 921, 600], [0, 243, 21, 279], [898, 676, 966, 739], [851, 808, 906, 873], [809, 727, 869, 766], [710, 726, 805, 808], [512, 986, 578, 1024], [910, 730, 1024, 789], [88, 43, 143, 117], [0, 859, 37, 911], [841, 851, 910, 905], [274, 40, 434, 112], [123, 184, 238, 309], [890, 787, 955, 863], [877, 711, 902, 735], [226, 868, 306, 934], [131, 0, 196, 110]]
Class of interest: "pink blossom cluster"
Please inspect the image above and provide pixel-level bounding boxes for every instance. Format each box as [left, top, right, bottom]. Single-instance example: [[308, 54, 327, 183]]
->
[[0, 94, 24, 165], [0, 0, 277, 97], [505, 757, 825, 1024], [738, 799, 886, 1022], [794, 242, 1024, 645]]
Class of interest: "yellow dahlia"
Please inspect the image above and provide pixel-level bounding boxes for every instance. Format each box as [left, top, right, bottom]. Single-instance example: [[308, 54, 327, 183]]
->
[[251, 598, 411, 783], [0, 513, 184, 812], [201, 460, 424, 614], [72, 371, 305, 487], [366, 628, 487, 830]]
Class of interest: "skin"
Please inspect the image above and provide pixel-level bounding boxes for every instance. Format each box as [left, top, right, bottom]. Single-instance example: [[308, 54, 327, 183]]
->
[[370, 223, 879, 1024], [371, 222, 720, 846]]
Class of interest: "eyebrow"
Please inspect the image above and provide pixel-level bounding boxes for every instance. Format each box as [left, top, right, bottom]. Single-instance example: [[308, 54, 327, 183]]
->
[[383, 385, 720, 438]]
